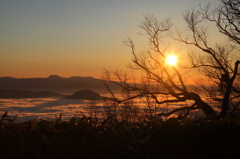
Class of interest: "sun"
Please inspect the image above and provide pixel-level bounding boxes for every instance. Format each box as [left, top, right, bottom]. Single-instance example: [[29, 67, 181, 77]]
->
[[166, 55, 178, 66]]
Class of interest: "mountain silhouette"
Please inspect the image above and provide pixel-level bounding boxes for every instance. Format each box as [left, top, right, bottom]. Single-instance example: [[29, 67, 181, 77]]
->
[[47, 75, 62, 79], [0, 75, 121, 94], [0, 89, 66, 98], [67, 90, 103, 100]]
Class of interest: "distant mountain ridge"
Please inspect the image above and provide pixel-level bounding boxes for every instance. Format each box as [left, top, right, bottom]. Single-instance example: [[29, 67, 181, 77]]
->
[[0, 89, 113, 100], [0, 89, 66, 98], [0, 75, 120, 94]]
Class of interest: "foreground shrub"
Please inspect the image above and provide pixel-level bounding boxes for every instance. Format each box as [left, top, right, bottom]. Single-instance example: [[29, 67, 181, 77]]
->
[[1, 112, 240, 159]]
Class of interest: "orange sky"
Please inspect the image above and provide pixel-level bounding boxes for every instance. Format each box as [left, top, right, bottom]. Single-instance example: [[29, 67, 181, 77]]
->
[[0, 0, 221, 79]]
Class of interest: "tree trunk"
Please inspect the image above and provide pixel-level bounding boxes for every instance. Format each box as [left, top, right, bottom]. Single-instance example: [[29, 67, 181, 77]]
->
[[218, 81, 233, 118], [197, 100, 217, 118], [188, 93, 217, 118]]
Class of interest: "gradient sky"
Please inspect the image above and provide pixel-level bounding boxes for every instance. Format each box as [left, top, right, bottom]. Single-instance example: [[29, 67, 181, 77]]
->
[[0, 0, 220, 78]]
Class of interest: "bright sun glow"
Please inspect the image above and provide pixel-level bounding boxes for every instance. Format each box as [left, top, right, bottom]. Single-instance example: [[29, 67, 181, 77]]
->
[[166, 55, 178, 66]]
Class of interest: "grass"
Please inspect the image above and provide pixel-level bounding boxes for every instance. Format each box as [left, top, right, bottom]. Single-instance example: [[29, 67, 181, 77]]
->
[[1, 110, 240, 159]]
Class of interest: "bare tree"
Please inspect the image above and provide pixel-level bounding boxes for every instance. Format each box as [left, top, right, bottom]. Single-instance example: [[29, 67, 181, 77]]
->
[[201, 0, 240, 45], [172, 0, 240, 118], [103, 0, 240, 119]]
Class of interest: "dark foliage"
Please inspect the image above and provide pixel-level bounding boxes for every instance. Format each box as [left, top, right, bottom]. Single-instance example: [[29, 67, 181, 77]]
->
[[1, 112, 240, 159]]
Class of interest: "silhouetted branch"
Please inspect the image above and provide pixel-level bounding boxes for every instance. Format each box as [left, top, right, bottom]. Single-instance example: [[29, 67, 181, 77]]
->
[[157, 103, 198, 117]]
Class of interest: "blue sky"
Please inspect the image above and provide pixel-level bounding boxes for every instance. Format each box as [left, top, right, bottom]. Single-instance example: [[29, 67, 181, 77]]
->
[[0, 0, 220, 78]]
